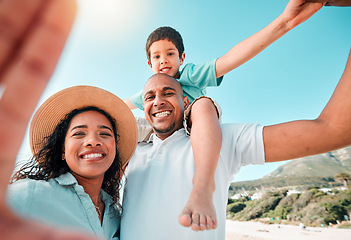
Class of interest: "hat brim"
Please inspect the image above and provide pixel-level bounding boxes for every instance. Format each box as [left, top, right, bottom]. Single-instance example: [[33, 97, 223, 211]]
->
[[29, 85, 137, 168]]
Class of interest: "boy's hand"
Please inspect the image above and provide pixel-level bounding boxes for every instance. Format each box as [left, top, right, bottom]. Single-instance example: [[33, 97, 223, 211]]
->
[[282, 0, 324, 30]]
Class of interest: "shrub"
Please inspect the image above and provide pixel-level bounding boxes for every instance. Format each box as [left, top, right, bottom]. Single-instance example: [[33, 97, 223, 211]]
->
[[321, 202, 347, 224], [278, 193, 300, 207], [271, 205, 293, 219], [302, 203, 327, 225], [227, 202, 246, 213], [293, 189, 321, 211]]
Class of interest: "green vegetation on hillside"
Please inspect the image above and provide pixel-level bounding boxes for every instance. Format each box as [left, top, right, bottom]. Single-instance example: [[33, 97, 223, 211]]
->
[[227, 188, 351, 227], [229, 176, 337, 193]]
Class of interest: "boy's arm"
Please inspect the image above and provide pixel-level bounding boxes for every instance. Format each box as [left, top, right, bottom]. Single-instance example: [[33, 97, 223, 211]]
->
[[263, 49, 351, 163], [124, 90, 145, 110], [215, 0, 323, 78], [124, 99, 137, 109]]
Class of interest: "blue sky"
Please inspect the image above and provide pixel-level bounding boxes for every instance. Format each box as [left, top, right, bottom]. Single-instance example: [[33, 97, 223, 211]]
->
[[17, 0, 351, 182]]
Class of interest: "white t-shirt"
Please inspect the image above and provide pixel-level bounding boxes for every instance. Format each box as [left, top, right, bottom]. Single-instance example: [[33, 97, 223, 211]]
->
[[121, 123, 265, 240]]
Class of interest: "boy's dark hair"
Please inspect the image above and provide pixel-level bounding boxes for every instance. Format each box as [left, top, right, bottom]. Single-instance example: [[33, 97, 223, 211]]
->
[[146, 26, 184, 63]]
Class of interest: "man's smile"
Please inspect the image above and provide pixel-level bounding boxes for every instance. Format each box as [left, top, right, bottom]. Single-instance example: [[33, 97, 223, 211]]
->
[[153, 110, 171, 118]]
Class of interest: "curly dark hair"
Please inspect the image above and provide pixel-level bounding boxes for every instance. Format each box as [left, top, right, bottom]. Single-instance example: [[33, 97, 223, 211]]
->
[[11, 106, 123, 205], [145, 26, 184, 63]]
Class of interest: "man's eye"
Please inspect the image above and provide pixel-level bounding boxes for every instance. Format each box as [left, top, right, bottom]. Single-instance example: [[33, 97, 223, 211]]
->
[[145, 95, 155, 101], [164, 92, 174, 96]]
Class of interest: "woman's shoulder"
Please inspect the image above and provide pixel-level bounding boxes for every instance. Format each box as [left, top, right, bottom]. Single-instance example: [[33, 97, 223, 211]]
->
[[7, 176, 69, 205], [10, 177, 57, 191]]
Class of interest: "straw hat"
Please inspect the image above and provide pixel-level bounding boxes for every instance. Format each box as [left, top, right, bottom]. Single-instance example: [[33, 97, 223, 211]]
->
[[29, 85, 138, 167]]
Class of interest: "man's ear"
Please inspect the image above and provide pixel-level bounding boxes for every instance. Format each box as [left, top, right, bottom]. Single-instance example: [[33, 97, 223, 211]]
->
[[183, 96, 189, 110], [148, 60, 152, 68], [180, 52, 185, 66]]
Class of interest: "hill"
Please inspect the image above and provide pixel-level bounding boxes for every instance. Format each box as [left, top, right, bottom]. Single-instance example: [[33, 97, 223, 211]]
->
[[229, 146, 351, 192], [264, 146, 351, 179]]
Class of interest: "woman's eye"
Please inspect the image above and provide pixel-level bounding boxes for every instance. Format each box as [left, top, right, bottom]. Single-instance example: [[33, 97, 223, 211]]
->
[[100, 132, 112, 137], [72, 132, 85, 137]]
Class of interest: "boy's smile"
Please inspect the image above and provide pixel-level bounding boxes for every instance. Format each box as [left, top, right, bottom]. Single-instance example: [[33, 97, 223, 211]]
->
[[148, 39, 185, 78]]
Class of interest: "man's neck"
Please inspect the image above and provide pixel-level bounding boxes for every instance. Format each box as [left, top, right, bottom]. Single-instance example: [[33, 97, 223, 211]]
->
[[154, 127, 183, 141]]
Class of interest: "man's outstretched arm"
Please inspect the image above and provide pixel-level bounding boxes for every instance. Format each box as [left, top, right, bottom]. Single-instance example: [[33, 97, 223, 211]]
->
[[264, 48, 351, 162]]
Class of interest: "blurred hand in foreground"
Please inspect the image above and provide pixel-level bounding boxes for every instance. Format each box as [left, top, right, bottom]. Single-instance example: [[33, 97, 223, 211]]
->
[[0, 0, 96, 239]]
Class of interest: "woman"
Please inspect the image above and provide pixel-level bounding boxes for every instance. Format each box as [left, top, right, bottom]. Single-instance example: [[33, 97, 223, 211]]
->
[[7, 86, 138, 240]]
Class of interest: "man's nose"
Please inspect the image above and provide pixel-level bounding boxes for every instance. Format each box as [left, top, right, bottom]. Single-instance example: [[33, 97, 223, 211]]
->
[[153, 95, 165, 107]]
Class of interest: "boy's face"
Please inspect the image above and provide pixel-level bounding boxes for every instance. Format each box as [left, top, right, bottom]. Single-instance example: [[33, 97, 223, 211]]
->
[[148, 39, 185, 78]]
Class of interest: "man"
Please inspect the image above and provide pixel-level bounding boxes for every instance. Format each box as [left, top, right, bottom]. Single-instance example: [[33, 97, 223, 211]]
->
[[120, 52, 351, 239]]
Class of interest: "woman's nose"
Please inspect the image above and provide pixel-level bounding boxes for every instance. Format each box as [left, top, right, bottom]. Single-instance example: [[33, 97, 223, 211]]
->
[[84, 135, 102, 147]]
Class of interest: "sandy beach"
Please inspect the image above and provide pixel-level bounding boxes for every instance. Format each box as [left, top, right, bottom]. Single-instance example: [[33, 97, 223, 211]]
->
[[225, 220, 351, 240]]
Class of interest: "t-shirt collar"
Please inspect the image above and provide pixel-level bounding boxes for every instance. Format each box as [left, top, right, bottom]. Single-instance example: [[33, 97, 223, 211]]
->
[[55, 172, 78, 186], [147, 128, 186, 143]]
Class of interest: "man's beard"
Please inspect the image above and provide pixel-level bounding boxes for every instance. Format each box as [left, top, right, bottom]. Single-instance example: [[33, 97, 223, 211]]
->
[[153, 122, 175, 134]]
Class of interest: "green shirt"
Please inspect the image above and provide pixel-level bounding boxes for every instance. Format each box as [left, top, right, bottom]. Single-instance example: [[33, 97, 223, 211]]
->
[[130, 59, 223, 110]]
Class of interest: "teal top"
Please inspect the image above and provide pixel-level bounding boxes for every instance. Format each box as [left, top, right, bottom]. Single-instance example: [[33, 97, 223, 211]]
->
[[130, 58, 224, 110], [7, 172, 120, 240]]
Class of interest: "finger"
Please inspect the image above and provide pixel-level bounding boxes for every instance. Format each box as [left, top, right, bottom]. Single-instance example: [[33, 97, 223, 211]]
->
[[0, 0, 76, 196], [0, 0, 44, 71], [0, 214, 98, 240], [0, 0, 77, 153]]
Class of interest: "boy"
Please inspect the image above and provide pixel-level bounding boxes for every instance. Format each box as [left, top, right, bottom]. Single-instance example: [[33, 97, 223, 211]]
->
[[124, 0, 324, 231]]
